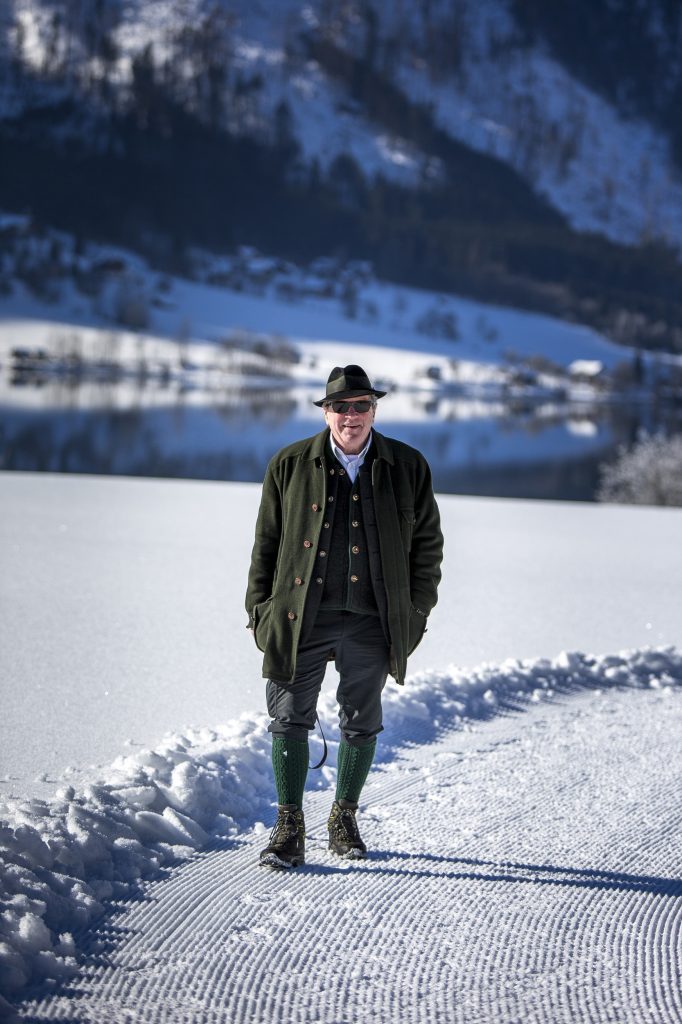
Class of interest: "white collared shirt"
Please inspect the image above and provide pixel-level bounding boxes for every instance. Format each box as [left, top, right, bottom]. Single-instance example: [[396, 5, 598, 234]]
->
[[331, 432, 373, 483]]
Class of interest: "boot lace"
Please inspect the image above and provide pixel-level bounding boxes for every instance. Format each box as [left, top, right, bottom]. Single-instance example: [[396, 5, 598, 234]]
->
[[331, 806, 360, 843], [270, 809, 302, 845]]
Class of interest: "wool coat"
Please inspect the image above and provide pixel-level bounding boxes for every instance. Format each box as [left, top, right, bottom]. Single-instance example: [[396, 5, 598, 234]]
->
[[245, 428, 443, 685]]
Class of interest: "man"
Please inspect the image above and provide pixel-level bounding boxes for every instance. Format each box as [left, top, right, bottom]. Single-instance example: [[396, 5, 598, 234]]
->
[[246, 364, 443, 868]]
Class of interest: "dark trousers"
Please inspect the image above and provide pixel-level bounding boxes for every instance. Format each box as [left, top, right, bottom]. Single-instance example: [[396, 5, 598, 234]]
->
[[266, 611, 390, 746]]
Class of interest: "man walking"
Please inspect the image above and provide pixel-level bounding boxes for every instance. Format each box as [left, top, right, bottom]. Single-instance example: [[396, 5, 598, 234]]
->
[[246, 365, 443, 868]]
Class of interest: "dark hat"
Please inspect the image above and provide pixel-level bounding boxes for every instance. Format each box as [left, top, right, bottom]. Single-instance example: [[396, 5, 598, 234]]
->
[[313, 364, 387, 407]]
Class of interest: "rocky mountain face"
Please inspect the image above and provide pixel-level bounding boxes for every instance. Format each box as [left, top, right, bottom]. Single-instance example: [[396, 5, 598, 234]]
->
[[2, 0, 682, 353]]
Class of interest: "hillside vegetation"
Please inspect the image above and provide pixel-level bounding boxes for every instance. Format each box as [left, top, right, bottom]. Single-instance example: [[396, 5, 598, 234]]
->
[[2, 0, 682, 353]]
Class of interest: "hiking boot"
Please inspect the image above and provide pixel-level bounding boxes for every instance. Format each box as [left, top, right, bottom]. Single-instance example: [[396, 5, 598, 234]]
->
[[259, 804, 305, 869], [327, 799, 367, 859]]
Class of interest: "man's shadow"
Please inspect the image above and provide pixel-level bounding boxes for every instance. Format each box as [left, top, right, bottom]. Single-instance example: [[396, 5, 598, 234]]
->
[[301, 849, 682, 897]]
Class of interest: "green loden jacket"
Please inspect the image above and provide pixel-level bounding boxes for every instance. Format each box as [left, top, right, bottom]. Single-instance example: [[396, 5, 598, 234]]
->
[[245, 428, 443, 685]]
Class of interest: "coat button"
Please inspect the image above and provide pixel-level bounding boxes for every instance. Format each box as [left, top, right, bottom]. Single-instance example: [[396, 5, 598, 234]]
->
[[352, 494, 359, 501], [350, 575, 359, 583], [311, 503, 319, 512], [352, 546, 360, 554], [316, 577, 323, 584], [352, 520, 359, 527], [328, 496, 334, 503], [329, 468, 335, 475], [319, 550, 327, 558], [303, 540, 312, 548], [323, 522, 330, 529], [294, 577, 303, 585], [339, 468, 345, 475], [288, 611, 296, 620]]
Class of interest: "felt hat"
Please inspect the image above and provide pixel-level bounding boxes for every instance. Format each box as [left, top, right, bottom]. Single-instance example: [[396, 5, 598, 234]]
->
[[313, 364, 387, 407]]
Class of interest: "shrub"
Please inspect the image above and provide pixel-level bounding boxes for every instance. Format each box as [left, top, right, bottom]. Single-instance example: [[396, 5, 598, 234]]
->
[[598, 433, 682, 506]]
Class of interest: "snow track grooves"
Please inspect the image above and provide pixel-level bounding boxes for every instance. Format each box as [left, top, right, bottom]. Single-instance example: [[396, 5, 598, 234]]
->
[[23, 686, 682, 1024]]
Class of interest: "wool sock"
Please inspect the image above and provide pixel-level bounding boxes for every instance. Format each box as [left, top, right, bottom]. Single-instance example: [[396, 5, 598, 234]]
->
[[335, 738, 376, 805], [272, 737, 309, 808]]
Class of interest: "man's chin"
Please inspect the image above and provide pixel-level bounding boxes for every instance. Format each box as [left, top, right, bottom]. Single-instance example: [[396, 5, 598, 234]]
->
[[338, 431, 366, 453]]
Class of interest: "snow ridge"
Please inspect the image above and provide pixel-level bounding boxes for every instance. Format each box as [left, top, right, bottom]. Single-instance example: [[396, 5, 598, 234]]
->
[[1, 645, 681, 1004]]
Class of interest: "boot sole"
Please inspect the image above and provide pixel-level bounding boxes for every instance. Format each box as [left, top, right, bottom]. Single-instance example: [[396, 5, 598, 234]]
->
[[259, 852, 304, 870], [329, 844, 367, 860]]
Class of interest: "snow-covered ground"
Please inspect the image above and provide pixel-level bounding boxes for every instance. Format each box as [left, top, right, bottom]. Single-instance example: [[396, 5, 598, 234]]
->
[[17, 678, 682, 1024], [0, 243, 630, 384], [2, 471, 681, 797], [1, 470, 681, 1019]]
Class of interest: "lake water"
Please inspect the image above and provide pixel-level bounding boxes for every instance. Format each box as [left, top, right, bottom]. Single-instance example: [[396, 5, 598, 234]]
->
[[2, 376, 679, 500]]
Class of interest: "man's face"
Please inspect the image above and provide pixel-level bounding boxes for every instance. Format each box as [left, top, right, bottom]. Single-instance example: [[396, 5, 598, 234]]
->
[[324, 395, 376, 454]]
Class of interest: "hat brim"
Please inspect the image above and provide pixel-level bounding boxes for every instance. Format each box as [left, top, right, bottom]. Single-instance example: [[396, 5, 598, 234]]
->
[[313, 388, 387, 407]]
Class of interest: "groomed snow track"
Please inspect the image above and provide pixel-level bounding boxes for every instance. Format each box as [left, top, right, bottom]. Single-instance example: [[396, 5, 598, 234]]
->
[[18, 683, 682, 1024]]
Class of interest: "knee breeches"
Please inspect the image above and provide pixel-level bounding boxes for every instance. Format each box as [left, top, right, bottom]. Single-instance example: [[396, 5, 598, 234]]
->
[[266, 611, 390, 746]]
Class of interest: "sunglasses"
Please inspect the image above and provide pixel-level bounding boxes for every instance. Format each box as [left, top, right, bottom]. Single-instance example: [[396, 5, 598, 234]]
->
[[326, 400, 375, 414]]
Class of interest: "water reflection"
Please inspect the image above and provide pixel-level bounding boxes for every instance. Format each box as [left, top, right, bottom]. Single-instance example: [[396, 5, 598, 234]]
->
[[1, 378, 680, 501]]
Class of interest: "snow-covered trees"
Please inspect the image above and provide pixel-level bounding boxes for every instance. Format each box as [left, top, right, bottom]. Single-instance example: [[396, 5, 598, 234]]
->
[[598, 434, 682, 507]]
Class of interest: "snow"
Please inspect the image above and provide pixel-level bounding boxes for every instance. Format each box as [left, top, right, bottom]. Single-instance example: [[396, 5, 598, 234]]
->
[[1, 469, 682, 1014], [1, 643, 682, 1015], [569, 359, 604, 377], [232, 0, 682, 251], [393, 18, 682, 251], [3, 3, 682, 1009], [0, 230, 640, 395], [4, 2, 682, 251], [2, 472, 681, 804]]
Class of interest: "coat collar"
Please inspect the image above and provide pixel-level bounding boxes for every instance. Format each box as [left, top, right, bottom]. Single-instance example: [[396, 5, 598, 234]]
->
[[303, 428, 394, 465]]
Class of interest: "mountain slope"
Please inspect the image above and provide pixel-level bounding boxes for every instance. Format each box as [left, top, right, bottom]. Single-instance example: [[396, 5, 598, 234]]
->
[[3, 0, 682, 351]]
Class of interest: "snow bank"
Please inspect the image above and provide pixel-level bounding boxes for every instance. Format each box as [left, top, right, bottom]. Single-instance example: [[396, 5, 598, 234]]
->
[[1, 646, 681, 1002]]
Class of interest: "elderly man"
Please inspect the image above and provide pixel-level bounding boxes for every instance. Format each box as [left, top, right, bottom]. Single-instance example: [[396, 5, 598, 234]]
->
[[246, 365, 443, 868]]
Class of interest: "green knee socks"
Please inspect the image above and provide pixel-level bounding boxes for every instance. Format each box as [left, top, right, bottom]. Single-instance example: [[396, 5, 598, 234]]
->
[[272, 736, 376, 808], [335, 738, 376, 805], [271, 737, 309, 808]]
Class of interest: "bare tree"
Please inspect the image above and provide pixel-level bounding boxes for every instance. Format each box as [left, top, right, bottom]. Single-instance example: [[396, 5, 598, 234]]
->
[[598, 433, 682, 506]]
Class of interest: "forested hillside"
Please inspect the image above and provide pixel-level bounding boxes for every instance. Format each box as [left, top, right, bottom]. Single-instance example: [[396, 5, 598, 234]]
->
[[2, 0, 682, 353], [512, 0, 682, 162]]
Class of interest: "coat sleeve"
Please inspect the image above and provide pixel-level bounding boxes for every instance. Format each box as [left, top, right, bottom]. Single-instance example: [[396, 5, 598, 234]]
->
[[245, 460, 283, 626], [409, 457, 443, 615]]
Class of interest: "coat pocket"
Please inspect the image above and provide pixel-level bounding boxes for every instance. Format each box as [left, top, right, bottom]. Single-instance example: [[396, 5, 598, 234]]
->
[[407, 603, 428, 656], [253, 596, 274, 653]]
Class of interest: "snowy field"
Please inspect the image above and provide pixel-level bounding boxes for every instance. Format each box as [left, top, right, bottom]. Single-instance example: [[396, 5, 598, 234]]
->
[[3, 471, 681, 796], [1, 471, 682, 1020]]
